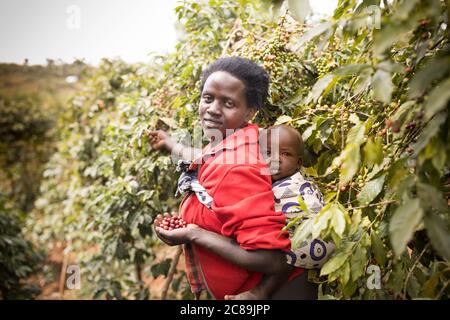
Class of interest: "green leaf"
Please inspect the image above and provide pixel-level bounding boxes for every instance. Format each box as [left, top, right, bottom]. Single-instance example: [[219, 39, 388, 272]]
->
[[297, 194, 310, 214], [357, 175, 385, 206], [291, 218, 314, 250], [377, 61, 406, 74], [333, 64, 371, 77], [330, 204, 347, 237], [421, 271, 442, 298], [150, 259, 172, 278], [412, 112, 446, 156], [339, 143, 361, 187], [126, 180, 139, 195], [115, 239, 129, 260], [294, 22, 333, 49], [324, 192, 337, 204], [409, 56, 450, 99], [392, 0, 419, 20], [353, 69, 372, 95], [350, 244, 367, 281], [320, 251, 349, 276], [288, 0, 311, 24], [389, 198, 424, 257], [424, 78, 450, 120], [340, 261, 351, 287], [346, 121, 366, 146], [417, 183, 448, 213], [371, 231, 387, 267], [302, 124, 316, 142], [424, 212, 450, 261], [363, 137, 383, 167], [390, 101, 416, 128], [372, 69, 393, 103], [320, 242, 353, 276], [274, 115, 292, 125], [305, 75, 336, 104], [311, 203, 333, 239], [373, 15, 419, 56]]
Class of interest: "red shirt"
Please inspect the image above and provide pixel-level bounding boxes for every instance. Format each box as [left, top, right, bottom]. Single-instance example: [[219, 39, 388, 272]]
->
[[180, 123, 303, 299]]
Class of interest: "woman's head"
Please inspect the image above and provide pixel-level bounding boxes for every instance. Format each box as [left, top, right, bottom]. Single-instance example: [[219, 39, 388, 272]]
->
[[199, 57, 269, 139]]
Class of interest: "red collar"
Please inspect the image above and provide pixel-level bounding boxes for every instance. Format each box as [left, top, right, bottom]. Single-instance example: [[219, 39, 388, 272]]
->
[[188, 123, 260, 170], [204, 123, 259, 155]]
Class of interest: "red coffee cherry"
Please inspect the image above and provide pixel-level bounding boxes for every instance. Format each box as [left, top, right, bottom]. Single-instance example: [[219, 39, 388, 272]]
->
[[160, 214, 187, 230]]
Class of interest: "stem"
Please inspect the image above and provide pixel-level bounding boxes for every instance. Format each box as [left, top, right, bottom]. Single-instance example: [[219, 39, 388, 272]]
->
[[436, 279, 450, 299], [58, 240, 72, 299], [161, 246, 183, 300], [135, 261, 143, 288], [221, 19, 242, 57], [402, 243, 430, 299], [351, 199, 398, 210]]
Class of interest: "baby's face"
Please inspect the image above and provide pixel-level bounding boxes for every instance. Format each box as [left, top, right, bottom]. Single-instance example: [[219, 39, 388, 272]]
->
[[264, 127, 302, 182]]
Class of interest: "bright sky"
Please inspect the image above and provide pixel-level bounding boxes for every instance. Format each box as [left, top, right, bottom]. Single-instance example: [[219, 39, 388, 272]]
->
[[0, 0, 336, 66]]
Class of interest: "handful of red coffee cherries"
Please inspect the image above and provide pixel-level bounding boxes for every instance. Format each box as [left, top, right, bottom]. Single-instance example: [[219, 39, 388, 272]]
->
[[155, 212, 187, 231]]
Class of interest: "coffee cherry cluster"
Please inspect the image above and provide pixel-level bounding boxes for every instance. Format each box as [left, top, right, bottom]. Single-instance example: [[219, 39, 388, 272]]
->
[[314, 52, 335, 77], [151, 87, 169, 108], [160, 215, 187, 231]]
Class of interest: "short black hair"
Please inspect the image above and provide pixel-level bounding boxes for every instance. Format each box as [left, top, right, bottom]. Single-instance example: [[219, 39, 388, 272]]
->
[[200, 56, 269, 110]]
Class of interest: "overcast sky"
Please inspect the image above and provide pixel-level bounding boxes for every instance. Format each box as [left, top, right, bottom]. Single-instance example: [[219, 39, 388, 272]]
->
[[0, 0, 336, 66]]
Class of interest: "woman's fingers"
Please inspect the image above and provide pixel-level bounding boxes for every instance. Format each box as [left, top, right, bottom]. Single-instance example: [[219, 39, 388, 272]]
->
[[145, 130, 158, 137], [153, 213, 187, 246], [154, 227, 175, 246]]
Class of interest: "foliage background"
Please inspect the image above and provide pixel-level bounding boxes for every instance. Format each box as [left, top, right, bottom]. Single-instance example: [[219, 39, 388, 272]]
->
[[1, 0, 449, 299]]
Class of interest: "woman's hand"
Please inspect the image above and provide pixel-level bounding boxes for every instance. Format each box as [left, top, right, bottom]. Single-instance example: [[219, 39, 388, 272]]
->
[[153, 213, 200, 246], [146, 130, 174, 151]]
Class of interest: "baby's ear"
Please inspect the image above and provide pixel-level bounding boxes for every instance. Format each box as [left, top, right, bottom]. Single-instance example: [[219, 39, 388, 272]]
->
[[297, 157, 303, 169]]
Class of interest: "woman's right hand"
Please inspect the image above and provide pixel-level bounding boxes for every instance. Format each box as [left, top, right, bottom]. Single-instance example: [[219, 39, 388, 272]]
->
[[146, 130, 173, 151], [153, 213, 200, 246]]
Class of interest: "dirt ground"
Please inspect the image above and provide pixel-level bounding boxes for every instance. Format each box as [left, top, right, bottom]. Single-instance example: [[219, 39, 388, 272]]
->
[[30, 243, 186, 300]]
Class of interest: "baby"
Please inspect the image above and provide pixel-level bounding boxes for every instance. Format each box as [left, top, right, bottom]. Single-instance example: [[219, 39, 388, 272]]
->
[[223, 124, 334, 299], [264, 124, 333, 269], [150, 124, 334, 299]]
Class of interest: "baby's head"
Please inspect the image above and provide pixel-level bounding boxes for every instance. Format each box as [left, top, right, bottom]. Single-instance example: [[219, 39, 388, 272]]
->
[[264, 124, 304, 182]]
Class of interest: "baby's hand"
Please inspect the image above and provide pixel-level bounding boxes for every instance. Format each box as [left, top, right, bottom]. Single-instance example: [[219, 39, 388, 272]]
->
[[224, 290, 268, 300]]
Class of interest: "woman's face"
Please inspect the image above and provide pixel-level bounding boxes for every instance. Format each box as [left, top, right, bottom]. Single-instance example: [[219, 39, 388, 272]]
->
[[199, 71, 256, 140]]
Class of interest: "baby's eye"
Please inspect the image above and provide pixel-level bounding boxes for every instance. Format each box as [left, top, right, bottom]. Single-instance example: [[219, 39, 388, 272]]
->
[[202, 95, 213, 103], [281, 152, 290, 157]]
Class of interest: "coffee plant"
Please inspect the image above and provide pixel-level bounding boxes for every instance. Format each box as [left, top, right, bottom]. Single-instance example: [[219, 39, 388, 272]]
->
[[21, 0, 449, 299]]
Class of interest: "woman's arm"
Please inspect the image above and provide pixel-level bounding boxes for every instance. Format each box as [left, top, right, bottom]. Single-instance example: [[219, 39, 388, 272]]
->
[[190, 227, 289, 275], [146, 130, 201, 161], [154, 220, 288, 275]]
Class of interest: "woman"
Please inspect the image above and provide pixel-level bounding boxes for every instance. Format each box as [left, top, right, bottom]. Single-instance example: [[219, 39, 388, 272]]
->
[[149, 57, 308, 300]]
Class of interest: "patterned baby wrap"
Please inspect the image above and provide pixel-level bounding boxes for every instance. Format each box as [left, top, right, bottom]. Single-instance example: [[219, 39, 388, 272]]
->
[[273, 172, 335, 269]]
